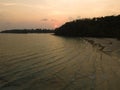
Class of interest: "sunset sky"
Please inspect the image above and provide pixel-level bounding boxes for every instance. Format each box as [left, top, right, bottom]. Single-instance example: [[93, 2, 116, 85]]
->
[[0, 0, 120, 31]]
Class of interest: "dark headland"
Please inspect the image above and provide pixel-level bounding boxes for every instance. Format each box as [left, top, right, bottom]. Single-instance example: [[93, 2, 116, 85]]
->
[[55, 15, 120, 39]]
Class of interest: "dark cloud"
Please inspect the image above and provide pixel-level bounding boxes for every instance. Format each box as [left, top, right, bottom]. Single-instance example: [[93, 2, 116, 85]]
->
[[41, 18, 48, 21]]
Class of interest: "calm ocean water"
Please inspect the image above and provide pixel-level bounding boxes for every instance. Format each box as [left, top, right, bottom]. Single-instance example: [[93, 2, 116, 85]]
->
[[0, 34, 120, 90]]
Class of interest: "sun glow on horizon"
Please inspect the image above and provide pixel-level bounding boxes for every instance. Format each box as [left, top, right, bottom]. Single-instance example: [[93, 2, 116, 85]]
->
[[54, 24, 59, 28]]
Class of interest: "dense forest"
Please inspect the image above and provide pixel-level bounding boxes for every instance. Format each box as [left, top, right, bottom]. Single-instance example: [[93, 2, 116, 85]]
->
[[55, 15, 120, 38], [0, 29, 54, 34]]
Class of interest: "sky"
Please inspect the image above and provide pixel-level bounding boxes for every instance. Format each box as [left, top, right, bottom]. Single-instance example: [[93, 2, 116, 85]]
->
[[0, 0, 120, 31]]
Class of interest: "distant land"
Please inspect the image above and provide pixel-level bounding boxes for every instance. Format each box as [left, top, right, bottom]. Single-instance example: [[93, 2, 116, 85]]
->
[[0, 29, 54, 34], [55, 15, 120, 39], [1, 15, 120, 39]]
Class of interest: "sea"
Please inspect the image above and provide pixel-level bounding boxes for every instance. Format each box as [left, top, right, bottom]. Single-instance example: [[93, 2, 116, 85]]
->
[[0, 33, 120, 90]]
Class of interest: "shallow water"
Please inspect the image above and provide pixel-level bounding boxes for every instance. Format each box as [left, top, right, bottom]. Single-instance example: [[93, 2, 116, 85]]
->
[[0, 34, 120, 90]]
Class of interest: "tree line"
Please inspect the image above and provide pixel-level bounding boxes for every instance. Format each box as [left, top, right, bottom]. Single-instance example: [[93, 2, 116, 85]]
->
[[0, 29, 54, 34], [55, 15, 120, 38]]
